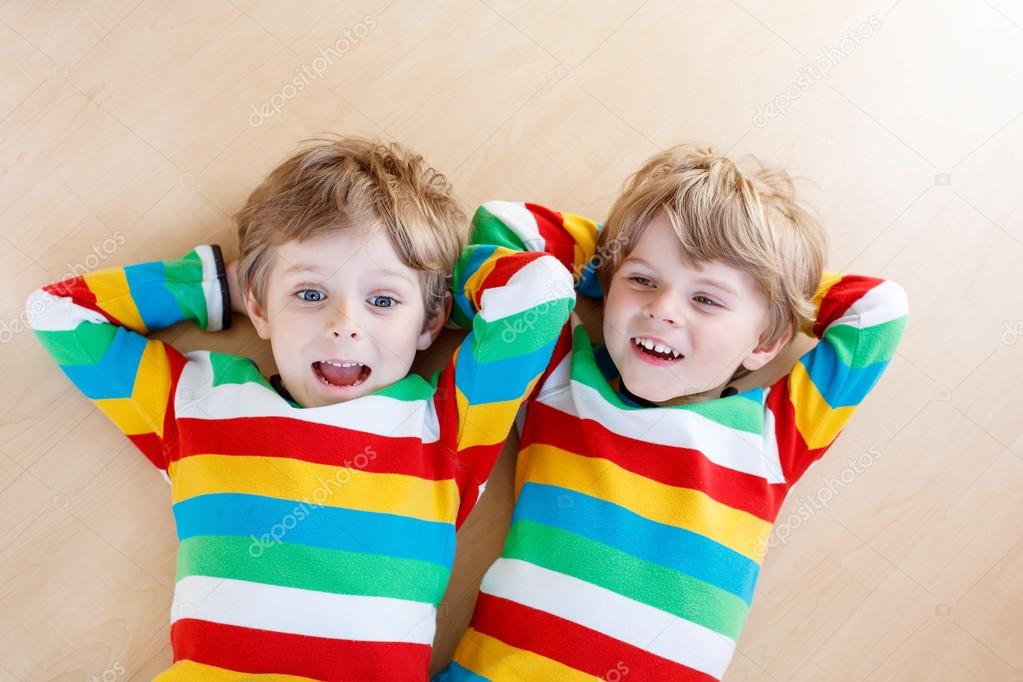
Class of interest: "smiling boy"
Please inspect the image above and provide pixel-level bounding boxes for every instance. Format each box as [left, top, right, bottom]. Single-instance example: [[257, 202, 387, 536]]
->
[[438, 145, 908, 680], [26, 137, 575, 680]]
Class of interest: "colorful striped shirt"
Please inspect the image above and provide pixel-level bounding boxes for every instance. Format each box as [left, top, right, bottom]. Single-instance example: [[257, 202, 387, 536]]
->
[[438, 202, 909, 681], [27, 241, 575, 681]]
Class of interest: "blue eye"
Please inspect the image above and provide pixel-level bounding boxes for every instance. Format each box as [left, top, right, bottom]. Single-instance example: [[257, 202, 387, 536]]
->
[[297, 289, 325, 302], [694, 295, 719, 307], [368, 295, 396, 308]]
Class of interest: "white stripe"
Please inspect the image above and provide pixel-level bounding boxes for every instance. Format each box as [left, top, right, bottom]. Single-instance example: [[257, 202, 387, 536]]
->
[[482, 201, 545, 252], [195, 245, 225, 332], [481, 558, 735, 677], [478, 255, 574, 323], [540, 372, 783, 483], [171, 575, 436, 644], [176, 352, 438, 441], [25, 288, 107, 332], [847, 279, 908, 329], [759, 390, 786, 484], [534, 350, 572, 400]]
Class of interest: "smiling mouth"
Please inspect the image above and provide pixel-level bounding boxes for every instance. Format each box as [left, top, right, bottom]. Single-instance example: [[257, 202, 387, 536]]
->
[[312, 360, 371, 388], [631, 336, 684, 361]]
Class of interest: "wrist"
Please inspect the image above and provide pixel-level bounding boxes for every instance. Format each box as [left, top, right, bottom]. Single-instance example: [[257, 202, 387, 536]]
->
[[225, 260, 248, 316]]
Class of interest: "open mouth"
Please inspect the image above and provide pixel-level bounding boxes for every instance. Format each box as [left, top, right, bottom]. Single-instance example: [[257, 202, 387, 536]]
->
[[312, 360, 371, 389], [631, 336, 684, 362]]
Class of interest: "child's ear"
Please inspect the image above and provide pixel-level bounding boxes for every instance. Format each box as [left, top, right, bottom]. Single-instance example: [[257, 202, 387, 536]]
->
[[417, 292, 452, 351], [741, 326, 794, 372], [244, 293, 272, 340]]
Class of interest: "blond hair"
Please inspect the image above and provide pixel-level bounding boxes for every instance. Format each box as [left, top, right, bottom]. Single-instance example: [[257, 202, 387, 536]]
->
[[597, 144, 828, 348], [234, 136, 467, 318]]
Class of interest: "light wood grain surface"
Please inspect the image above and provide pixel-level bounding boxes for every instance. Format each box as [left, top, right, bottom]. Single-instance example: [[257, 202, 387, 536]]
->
[[1, 1, 1022, 680]]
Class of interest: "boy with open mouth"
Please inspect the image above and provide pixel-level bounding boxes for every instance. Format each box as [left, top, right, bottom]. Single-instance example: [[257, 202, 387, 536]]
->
[[26, 137, 575, 680]]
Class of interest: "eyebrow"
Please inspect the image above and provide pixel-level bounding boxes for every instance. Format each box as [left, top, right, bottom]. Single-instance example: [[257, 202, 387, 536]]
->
[[368, 269, 417, 287], [282, 263, 328, 276], [693, 277, 738, 298], [623, 256, 739, 298], [282, 263, 416, 287]]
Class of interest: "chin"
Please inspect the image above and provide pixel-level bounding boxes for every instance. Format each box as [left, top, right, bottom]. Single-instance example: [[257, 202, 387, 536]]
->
[[619, 376, 677, 404]]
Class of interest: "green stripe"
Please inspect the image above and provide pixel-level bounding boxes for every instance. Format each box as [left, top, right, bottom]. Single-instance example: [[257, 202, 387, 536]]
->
[[471, 206, 529, 251], [674, 392, 763, 432], [568, 325, 761, 433], [824, 316, 907, 368], [165, 251, 209, 329], [177, 535, 450, 604], [470, 298, 573, 363], [374, 373, 436, 402], [210, 352, 271, 389], [504, 520, 748, 639], [35, 322, 117, 366]]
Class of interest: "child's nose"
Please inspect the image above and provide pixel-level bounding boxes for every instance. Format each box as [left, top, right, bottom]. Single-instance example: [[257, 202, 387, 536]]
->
[[325, 300, 362, 339], [643, 291, 682, 325]]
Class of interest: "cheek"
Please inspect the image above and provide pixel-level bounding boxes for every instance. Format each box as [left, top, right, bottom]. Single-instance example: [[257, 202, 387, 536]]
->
[[604, 288, 637, 325]]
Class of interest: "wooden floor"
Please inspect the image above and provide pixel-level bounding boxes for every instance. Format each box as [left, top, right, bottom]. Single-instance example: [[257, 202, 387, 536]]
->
[[2, 1, 1022, 680]]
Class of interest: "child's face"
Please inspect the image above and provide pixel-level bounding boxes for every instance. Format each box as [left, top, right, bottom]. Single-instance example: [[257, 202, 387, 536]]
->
[[602, 212, 785, 404], [246, 225, 445, 408]]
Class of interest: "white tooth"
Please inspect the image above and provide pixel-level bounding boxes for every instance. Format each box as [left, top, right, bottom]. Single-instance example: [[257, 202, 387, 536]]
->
[[654, 343, 666, 353], [642, 339, 654, 350]]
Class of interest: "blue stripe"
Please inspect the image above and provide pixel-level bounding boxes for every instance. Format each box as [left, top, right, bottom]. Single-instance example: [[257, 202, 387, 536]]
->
[[172, 492, 456, 570], [433, 662, 490, 682], [62, 326, 146, 399], [454, 336, 558, 404], [800, 339, 889, 408], [124, 261, 187, 330], [514, 482, 759, 604]]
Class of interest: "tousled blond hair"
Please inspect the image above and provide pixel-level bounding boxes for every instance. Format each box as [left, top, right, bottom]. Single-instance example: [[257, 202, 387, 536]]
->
[[235, 136, 467, 318], [597, 144, 828, 350]]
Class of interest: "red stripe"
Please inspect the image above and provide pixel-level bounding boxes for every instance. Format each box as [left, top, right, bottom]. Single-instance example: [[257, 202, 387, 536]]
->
[[765, 375, 826, 487], [520, 400, 785, 521], [470, 593, 718, 681], [472, 250, 546, 309], [813, 275, 882, 337], [127, 433, 168, 470], [170, 618, 430, 680], [44, 276, 116, 324], [124, 345, 187, 471], [524, 203, 578, 271], [453, 440, 503, 529], [173, 416, 456, 481]]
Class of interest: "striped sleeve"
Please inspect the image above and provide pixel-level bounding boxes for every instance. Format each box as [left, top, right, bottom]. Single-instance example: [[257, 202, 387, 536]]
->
[[442, 214, 577, 527], [26, 245, 231, 470], [766, 273, 909, 484], [469, 201, 605, 297]]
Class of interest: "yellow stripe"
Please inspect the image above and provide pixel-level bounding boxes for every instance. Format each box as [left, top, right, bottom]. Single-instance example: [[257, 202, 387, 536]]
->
[[517, 443, 771, 561], [803, 272, 844, 334], [560, 212, 599, 271], [454, 376, 539, 450], [84, 268, 146, 332], [155, 659, 318, 681], [168, 454, 459, 524], [94, 341, 171, 436], [453, 628, 595, 682], [463, 247, 510, 307], [789, 362, 856, 449]]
